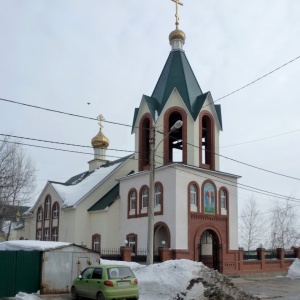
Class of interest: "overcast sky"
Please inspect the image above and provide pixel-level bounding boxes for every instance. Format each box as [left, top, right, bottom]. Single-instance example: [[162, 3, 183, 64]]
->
[[1, 1, 300, 226]]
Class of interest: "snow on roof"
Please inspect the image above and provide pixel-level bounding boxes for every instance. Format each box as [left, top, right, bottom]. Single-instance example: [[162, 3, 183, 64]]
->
[[52, 162, 122, 207], [0, 240, 71, 251]]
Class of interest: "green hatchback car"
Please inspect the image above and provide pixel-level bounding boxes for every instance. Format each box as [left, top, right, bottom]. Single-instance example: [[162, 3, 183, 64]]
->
[[71, 264, 139, 300]]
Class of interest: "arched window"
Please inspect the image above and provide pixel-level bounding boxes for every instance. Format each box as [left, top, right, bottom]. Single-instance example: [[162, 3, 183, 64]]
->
[[44, 229, 49, 241], [142, 188, 149, 209], [52, 202, 59, 219], [155, 184, 161, 206], [51, 228, 58, 241], [36, 230, 42, 240], [44, 195, 51, 220], [189, 184, 197, 206], [219, 188, 228, 215], [220, 189, 227, 209], [200, 112, 215, 170], [37, 207, 43, 221], [128, 189, 138, 218], [139, 115, 151, 171], [92, 234, 101, 253], [130, 190, 137, 210]]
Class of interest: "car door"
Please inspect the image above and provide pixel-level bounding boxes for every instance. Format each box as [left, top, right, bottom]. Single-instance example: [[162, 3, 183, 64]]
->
[[76, 267, 94, 298], [88, 267, 103, 299]]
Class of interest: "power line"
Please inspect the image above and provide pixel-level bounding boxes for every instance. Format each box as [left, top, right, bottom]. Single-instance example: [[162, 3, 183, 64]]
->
[[0, 97, 134, 129], [1, 54, 300, 130], [213, 54, 300, 104], [220, 129, 300, 148], [0, 139, 127, 159], [154, 153, 300, 202], [238, 202, 300, 219], [0, 133, 136, 154], [157, 132, 300, 181]]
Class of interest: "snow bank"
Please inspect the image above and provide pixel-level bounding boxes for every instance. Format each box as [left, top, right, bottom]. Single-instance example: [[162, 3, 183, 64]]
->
[[287, 258, 300, 278], [15, 292, 41, 300], [86, 259, 205, 300]]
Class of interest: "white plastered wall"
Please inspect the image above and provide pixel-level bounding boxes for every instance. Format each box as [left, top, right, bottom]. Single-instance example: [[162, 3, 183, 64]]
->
[[119, 165, 239, 252], [119, 167, 185, 250], [69, 158, 136, 247]]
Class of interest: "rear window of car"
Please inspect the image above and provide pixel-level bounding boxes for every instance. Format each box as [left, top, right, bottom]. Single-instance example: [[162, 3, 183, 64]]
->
[[107, 267, 135, 279]]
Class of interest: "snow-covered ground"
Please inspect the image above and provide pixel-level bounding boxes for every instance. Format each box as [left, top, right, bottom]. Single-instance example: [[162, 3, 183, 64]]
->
[[3, 240, 298, 299], [14, 258, 260, 300]]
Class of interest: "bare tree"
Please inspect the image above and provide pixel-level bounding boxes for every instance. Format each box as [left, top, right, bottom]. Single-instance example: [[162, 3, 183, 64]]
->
[[239, 196, 266, 250], [269, 198, 300, 249], [0, 136, 36, 240]]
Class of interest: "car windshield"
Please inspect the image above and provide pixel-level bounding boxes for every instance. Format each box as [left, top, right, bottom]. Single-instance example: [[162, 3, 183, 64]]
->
[[107, 267, 135, 279]]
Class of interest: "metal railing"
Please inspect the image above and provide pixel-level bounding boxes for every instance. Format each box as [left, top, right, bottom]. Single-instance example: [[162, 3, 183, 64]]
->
[[284, 249, 295, 259], [243, 250, 258, 260], [100, 248, 122, 260], [265, 249, 278, 259]]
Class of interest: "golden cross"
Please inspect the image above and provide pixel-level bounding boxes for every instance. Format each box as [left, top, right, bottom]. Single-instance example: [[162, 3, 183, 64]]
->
[[97, 114, 105, 129], [171, 0, 183, 29]]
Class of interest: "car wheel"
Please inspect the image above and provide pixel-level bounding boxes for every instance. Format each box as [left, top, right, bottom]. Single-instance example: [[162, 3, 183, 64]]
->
[[97, 292, 105, 300], [71, 286, 79, 300]]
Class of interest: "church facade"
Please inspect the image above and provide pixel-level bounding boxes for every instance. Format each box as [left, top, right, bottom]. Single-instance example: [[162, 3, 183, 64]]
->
[[118, 24, 240, 274], [17, 10, 241, 275]]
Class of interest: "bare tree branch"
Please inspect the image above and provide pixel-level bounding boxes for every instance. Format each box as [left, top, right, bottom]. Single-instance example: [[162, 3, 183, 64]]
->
[[0, 136, 36, 241], [239, 196, 267, 250], [269, 198, 300, 249]]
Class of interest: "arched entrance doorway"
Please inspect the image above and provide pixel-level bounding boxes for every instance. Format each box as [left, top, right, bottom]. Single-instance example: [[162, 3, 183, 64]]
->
[[154, 223, 170, 251], [198, 230, 221, 271]]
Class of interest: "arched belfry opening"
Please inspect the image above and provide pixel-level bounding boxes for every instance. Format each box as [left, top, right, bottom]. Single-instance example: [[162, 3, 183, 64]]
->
[[139, 115, 151, 171], [167, 112, 183, 163], [200, 113, 215, 170]]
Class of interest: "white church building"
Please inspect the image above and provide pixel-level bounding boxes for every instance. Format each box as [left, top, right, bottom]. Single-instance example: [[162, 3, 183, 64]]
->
[[18, 7, 241, 275]]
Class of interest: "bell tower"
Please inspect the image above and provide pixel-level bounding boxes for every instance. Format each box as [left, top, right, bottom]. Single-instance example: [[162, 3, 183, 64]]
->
[[132, 0, 222, 171]]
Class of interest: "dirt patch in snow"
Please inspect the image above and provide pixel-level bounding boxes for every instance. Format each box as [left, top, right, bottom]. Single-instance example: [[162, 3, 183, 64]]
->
[[175, 267, 259, 300]]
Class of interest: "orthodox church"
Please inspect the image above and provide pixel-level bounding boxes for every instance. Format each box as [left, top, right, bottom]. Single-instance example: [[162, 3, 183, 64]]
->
[[18, 3, 240, 275]]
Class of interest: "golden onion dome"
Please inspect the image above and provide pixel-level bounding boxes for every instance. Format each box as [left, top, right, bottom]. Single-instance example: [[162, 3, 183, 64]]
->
[[91, 128, 109, 149], [169, 28, 186, 43]]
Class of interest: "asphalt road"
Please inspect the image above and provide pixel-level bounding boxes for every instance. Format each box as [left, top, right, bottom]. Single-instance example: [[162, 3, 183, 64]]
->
[[3, 276, 299, 300], [232, 276, 300, 299]]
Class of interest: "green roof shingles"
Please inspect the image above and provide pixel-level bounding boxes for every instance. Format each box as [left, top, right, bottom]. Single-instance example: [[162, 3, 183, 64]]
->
[[152, 50, 203, 115], [132, 49, 222, 130], [88, 183, 120, 211]]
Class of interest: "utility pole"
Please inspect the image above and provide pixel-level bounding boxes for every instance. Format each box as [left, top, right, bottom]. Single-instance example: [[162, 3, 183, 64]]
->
[[147, 126, 155, 265], [146, 120, 183, 265]]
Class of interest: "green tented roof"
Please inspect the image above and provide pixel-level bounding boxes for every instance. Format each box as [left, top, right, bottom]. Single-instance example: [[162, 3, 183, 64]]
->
[[152, 49, 203, 114], [132, 49, 223, 130]]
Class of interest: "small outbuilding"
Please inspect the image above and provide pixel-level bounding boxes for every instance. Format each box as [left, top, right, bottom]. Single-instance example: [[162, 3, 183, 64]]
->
[[0, 240, 100, 297]]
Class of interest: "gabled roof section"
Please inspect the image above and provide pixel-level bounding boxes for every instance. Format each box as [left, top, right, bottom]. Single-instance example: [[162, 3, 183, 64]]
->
[[50, 155, 133, 208], [192, 92, 208, 120], [214, 104, 223, 130], [151, 49, 203, 115], [131, 95, 159, 133], [192, 92, 223, 130], [144, 95, 160, 120], [88, 183, 120, 211], [63, 171, 91, 186], [131, 108, 139, 134]]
